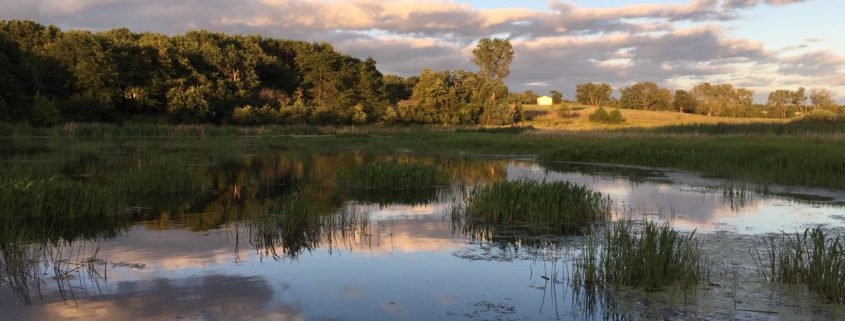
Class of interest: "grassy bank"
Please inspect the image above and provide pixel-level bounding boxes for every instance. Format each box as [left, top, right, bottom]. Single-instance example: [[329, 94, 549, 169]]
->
[[4, 121, 845, 190]]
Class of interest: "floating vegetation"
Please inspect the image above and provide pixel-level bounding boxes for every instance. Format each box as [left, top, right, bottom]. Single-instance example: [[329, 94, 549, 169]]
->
[[458, 179, 611, 236], [336, 162, 449, 190], [757, 227, 845, 303], [574, 220, 708, 291]]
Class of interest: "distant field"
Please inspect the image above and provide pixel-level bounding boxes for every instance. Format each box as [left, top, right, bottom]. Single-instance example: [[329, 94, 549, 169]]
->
[[522, 104, 785, 130]]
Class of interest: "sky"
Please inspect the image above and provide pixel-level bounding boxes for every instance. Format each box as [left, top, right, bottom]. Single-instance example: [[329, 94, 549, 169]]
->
[[1, 0, 843, 102]]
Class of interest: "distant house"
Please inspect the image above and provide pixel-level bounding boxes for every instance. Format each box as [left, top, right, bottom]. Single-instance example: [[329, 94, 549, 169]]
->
[[537, 96, 553, 106]]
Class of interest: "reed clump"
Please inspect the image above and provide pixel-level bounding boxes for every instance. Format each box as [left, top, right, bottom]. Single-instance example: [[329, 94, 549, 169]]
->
[[758, 227, 845, 303], [336, 162, 449, 190], [575, 220, 707, 291], [0, 177, 121, 218], [462, 179, 611, 235], [249, 192, 369, 259]]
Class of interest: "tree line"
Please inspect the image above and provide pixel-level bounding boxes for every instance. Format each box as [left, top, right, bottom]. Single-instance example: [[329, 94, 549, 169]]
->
[[2, 20, 839, 127], [0, 20, 520, 126], [569, 82, 841, 118]]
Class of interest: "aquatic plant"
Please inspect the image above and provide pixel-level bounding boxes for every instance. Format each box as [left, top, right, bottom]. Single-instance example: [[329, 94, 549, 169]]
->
[[574, 220, 708, 291], [248, 192, 370, 259], [460, 179, 611, 235], [758, 227, 845, 303], [336, 162, 449, 190], [0, 177, 122, 218], [117, 167, 203, 194]]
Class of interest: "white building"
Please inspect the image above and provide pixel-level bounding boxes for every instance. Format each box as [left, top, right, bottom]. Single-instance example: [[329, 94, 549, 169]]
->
[[537, 96, 553, 106]]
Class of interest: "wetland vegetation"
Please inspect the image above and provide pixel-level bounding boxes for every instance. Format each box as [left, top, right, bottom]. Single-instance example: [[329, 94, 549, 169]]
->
[[0, 133, 844, 320]]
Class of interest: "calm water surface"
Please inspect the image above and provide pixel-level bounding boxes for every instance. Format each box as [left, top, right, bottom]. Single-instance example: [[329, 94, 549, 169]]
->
[[2, 146, 844, 321]]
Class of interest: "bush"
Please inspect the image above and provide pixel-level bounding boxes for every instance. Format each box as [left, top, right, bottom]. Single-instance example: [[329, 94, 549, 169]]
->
[[556, 105, 572, 118], [30, 95, 60, 127], [607, 109, 625, 123], [588, 107, 624, 124], [350, 103, 368, 125], [588, 107, 609, 123], [232, 105, 284, 126], [802, 109, 843, 122]]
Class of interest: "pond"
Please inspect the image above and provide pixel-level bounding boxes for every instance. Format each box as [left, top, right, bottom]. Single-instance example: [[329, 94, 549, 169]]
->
[[1, 138, 843, 320]]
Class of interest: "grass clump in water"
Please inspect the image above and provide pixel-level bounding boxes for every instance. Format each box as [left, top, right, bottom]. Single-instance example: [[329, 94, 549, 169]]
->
[[337, 162, 449, 190], [249, 192, 369, 259], [0, 177, 121, 218], [758, 227, 845, 303], [462, 179, 611, 235], [575, 220, 708, 291]]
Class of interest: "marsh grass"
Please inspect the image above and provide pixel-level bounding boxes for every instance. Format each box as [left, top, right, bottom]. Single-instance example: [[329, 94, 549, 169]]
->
[[540, 138, 845, 190], [757, 227, 845, 303], [117, 167, 203, 194], [336, 162, 449, 190], [574, 220, 708, 291], [248, 193, 370, 259], [0, 177, 122, 218], [460, 179, 611, 236]]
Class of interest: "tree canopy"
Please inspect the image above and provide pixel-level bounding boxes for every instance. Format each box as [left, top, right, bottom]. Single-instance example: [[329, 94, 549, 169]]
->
[[471, 38, 514, 81]]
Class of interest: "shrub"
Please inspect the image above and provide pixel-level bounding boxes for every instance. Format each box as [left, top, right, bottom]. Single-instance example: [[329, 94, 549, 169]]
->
[[29, 95, 60, 127], [802, 109, 843, 122], [588, 107, 624, 124], [381, 105, 400, 124], [350, 103, 368, 125], [556, 105, 572, 118], [588, 107, 609, 123], [607, 109, 625, 123]]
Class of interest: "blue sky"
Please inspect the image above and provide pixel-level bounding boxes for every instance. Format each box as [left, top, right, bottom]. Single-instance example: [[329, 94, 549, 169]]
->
[[1, 0, 842, 102]]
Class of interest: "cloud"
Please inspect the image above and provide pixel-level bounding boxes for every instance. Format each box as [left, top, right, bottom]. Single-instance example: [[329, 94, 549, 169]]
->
[[0, 0, 840, 102]]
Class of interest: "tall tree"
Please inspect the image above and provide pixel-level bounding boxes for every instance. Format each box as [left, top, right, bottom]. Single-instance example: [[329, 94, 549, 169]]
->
[[575, 83, 612, 107], [619, 82, 671, 111], [672, 90, 696, 113], [691, 83, 752, 117], [791, 87, 807, 113], [471, 38, 514, 81], [768, 89, 793, 118], [810, 88, 835, 110], [550, 90, 563, 104]]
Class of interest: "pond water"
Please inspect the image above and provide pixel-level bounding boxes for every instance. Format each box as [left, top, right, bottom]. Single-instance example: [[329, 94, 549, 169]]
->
[[1, 140, 844, 321]]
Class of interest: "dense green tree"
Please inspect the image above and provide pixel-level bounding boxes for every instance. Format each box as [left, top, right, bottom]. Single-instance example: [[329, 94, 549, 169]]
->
[[691, 83, 753, 117], [618, 82, 671, 111], [767, 88, 811, 118], [29, 94, 60, 126], [672, 90, 697, 113], [576, 83, 613, 107], [550, 90, 563, 104], [384, 75, 416, 104], [472, 38, 514, 81], [0, 32, 30, 120]]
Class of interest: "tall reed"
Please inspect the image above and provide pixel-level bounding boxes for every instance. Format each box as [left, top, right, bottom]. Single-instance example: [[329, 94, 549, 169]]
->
[[758, 227, 845, 303], [336, 162, 449, 190], [575, 220, 707, 291], [461, 179, 611, 235], [0, 177, 122, 218]]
